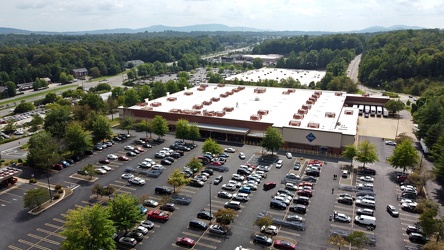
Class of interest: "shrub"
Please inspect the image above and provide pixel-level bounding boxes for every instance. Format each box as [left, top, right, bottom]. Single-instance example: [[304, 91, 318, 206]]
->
[[29, 178, 37, 183], [53, 194, 60, 199], [54, 184, 62, 190], [58, 188, 64, 194]]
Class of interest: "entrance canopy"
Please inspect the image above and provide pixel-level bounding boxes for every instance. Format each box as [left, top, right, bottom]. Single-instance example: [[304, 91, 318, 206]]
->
[[197, 123, 250, 135]]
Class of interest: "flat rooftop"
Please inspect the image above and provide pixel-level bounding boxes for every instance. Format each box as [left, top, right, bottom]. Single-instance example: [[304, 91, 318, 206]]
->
[[130, 84, 357, 135], [225, 68, 326, 86]]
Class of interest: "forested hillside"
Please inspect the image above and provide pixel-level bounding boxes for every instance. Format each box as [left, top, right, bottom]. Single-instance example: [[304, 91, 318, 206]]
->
[[358, 29, 444, 94], [0, 33, 224, 84]]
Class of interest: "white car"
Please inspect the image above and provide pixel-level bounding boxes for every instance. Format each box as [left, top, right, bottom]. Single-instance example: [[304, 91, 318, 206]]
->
[[232, 174, 245, 181], [286, 152, 293, 159], [228, 180, 242, 188], [124, 145, 135, 151], [95, 168, 107, 175], [144, 158, 156, 165], [261, 225, 279, 235], [121, 173, 134, 179], [138, 162, 152, 168], [384, 140, 396, 146], [129, 177, 146, 185], [275, 160, 284, 169], [222, 183, 237, 191], [224, 148, 236, 153], [334, 212, 351, 223], [239, 152, 246, 159], [273, 195, 291, 205], [151, 165, 165, 171], [286, 214, 304, 222], [285, 183, 298, 191], [107, 154, 118, 160], [359, 176, 374, 183], [101, 165, 112, 171]]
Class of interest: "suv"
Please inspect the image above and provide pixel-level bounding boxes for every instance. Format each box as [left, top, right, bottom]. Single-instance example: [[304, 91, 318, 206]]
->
[[294, 196, 310, 205], [155, 186, 172, 195], [386, 205, 400, 217], [270, 199, 287, 210], [224, 201, 241, 210], [213, 175, 223, 185], [356, 208, 374, 216]]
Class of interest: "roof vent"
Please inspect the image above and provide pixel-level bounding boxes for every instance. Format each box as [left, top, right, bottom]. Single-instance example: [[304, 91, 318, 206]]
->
[[335, 92, 343, 96], [307, 122, 320, 128], [202, 100, 212, 106], [254, 87, 266, 94], [325, 112, 336, 118], [293, 113, 304, 119], [150, 102, 161, 107], [250, 115, 262, 121], [344, 110, 354, 115], [298, 109, 308, 114], [170, 109, 181, 113], [257, 110, 269, 116], [302, 104, 312, 110], [184, 91, 193, 96], [223, 107, 234, 112], [193, 104, 203, 110], [211, 97, 220, 102], [288, 120, 301, 126], [167, 97, 177, 102]]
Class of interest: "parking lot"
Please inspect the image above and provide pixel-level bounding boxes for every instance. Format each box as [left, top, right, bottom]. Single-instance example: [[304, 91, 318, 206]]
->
[[0, 130, 426, 250]]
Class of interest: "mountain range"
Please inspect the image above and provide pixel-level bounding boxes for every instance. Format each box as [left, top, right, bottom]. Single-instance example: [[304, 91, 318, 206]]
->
[[0, 24, 427, 35]]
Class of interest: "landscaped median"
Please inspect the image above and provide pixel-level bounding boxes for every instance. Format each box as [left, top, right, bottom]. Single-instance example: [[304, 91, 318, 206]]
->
[[27, 182, 74, 215]]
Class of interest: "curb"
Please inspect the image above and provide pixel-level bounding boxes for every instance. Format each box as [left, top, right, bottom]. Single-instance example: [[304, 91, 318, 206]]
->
[[28, 186, 72, 215]]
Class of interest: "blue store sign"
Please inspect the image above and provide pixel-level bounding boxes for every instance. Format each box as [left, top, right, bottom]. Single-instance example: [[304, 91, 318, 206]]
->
[[306, 133, 316, 142]]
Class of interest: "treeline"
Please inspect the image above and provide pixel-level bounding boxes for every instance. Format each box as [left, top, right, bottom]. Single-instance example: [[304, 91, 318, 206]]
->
[[0, 34, 224, 85], [359, 29, 444, 93], [252, 34, 364, 72]]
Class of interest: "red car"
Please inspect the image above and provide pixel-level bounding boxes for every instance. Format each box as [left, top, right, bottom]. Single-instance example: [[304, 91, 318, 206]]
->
[[297, 190, 313, 198], [274, 240, 296, 250], [134, 147, 145, 152], [211, 161, 223, 166], [118, 156, 129, 161], [147, 210, 170, 221], [176, 237, 195, 248], [52, 164, 63, 170], [263, 182, 277, 191], [99, 159, 110, 164], [245, 163, 256, 169]]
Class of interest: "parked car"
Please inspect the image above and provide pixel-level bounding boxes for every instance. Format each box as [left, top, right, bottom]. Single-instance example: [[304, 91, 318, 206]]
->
[[253, 234, 273, 246], [286, 152, 293, 159], [409, 232, 428, 244], [239, 152, 246, 159], [276, 160, 284, 168], [119, 237, 137, 247], [118, 156, 129, 161], [273, 240, 296, 250], [217, 191, 233, 199], [334, 212, 351, 223], [197, 210, 213, 220], [147, 210, 170, 221], [261, 225, 279, 235], [208, 224, 227, 235], [99, 159, 110, 164], [143, 199, 158, 207], [155, 186, 172, 195], [263, 182, 277, 190], [107, 154, 118, 160], [224, 148, 236, 153], [160, 203, 175, 212], [176, 237, 195, 248], [386, 205, 400, 217], [214, 175, 223, 185]]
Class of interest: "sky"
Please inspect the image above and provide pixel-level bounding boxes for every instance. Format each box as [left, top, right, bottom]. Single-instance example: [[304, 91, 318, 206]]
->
[[1, 0, 443, 32]]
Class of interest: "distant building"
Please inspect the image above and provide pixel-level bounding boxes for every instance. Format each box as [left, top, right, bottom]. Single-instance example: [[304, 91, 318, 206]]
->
[[240, 54, 283, 64], [40, 77, 52, 84], [124, 60, 145, 68], [0, 86, 8, 98], [17, 83, 33, 91], [71, 68, 88, 78]]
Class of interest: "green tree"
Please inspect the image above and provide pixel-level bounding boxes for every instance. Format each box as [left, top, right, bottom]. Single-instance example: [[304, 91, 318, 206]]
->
[[80, 93, 107, 113], [387, 139, 420, 172], [3, 119, 16, 134], [151, 115, 169, 139], [83, 164, 96, 180], [418, 208, 439, 239], [423, 241, 444, 250], [23, 187, 50, 209], [342, 144, 358, 167], [167, 168, 190, 193], [29, 113, 44, 132], [5, 81, 16, 97], [175, 119, 189, 142], [106, 96, 119, 121], [43, 92, 58, 104], [65, 122, 93, 156], [123, 88, 140, 107], [188, 123, 200, 144], [329, 234, 349, 250], [91, 115, 113, 142], [44, 104, 72, 138], [202, 138, 223, 155], [14, 102, 35, 114], [60, 204, 116, 250], [95, 83, 112, 92], [27, 131, 60, 171], [346, 231, 369, 250], [89, 67, 101, 78], [253, 58, 264, 69], [108, 193, 144, 233], [261, 127, 284, 155], [120, 117, 134, 135], [253, 216, 273, 231], [355, 140, 378, 168], [186, 157, 203, 173], [135, 119, 152, 138], [384, 99, 405, 115], [213, 208, 237, 228]]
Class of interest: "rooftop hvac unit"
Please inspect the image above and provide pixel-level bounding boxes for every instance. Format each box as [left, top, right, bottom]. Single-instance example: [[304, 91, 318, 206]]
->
[[325, 112, 336, 118], [254, 97, 260, 101], [289, 120, 301, 126], [307, 122, 320, 128]]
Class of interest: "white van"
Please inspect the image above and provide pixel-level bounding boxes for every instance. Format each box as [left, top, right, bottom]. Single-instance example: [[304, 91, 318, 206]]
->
[[354, 215, 376, 227]]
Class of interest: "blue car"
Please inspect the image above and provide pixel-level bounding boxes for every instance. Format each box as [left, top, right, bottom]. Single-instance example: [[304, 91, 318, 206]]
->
[[239, 186, 252, 194], [138, 205, 148, 214]]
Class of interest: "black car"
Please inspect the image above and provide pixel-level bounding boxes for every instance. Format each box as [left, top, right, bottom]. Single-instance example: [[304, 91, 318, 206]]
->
[[294, 196, 310, 205], [197, 210, 213, 220], [237, 168, 251, 176], [358, 167, 376, 175], [153, 138, 165, 144], [142, 143, 152, 148], [338, 197, 354, 205], [165, 156, 175, 162], [289, 204, 307, 214], [252, 234, 273, 246], [189, 179, 205, 187], [126, 231, 144, 242], [85, 150, 94, 155], [155, 186, 172, 195], [306, 170, 320, 177], [202, 169, 214, 176], [171, 152, 181, 159], [161, 159, 173, 165], [302, 176, 317, 183], [113, 136, 122, 142], [126, 151, 137, 157], [406, 225, 423, 235], [160, 203, 176, 212], [217, 191, 232, 199], [170, 194, 192, 205], [409, 233, 428, 244]]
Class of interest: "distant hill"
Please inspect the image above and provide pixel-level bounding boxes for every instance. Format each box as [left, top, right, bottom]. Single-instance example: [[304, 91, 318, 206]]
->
[[0, 24, 428, 35]]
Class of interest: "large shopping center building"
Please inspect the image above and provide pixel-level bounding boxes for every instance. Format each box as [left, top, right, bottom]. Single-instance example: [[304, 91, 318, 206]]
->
[[119, 84, 388, 154]]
